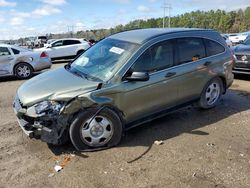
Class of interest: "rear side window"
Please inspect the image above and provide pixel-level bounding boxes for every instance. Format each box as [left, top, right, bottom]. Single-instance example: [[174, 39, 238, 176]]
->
[[176, 38, 206, 65], [11, 48, 20, 55], [0, 47, 11, 56], [204, 39, 225, 56], [63, 40, 81, 46]]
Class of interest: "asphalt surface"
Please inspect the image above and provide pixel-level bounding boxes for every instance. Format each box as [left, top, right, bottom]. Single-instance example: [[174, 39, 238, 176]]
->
[[0, 64, 250, 188]]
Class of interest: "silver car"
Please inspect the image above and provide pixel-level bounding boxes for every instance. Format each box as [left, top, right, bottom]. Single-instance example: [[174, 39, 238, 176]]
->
[[0, 44, 51, 79]]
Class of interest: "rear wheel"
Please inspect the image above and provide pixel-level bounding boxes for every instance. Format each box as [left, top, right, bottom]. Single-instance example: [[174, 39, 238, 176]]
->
[[198, 78, 223, 109], [69, 108, 123, 151], [14, 63, 33, 79], [76, 50, 85, 56]]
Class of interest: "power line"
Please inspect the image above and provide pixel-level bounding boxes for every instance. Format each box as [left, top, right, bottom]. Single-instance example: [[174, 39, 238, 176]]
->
[[161, 0, 172, 28]]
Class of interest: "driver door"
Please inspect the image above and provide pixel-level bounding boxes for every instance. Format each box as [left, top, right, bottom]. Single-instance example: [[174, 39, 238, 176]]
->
[[0, 47, 13, 76], [120, 40, 180, 123]]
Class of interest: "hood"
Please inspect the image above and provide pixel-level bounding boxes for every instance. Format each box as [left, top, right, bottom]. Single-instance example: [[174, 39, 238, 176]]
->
[[18, 67, 100, 106], [234, 44, 250, 54]]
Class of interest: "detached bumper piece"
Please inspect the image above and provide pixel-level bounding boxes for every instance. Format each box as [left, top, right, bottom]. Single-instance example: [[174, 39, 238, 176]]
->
[[13, 97, 68, 145]]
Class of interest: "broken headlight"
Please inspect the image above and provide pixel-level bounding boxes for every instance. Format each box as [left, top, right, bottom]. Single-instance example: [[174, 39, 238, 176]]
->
[[34, 101, 62, 114]]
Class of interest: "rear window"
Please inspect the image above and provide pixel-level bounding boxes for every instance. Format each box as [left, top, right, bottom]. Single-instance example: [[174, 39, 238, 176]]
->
[[176, 37, 206, 65], [11, 48, 20, 55], [38, 36, 47, 40], [63, 40, 81, 45], [204, 39, 225, 56]]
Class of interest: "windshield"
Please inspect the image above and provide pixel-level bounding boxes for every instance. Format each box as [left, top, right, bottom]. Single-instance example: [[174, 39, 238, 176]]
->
[[69, 38, 139, 82]]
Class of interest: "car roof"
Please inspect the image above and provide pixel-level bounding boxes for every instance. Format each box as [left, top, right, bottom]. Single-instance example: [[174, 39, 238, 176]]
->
[[0, 43, 13, 48], [0, 44, 31, 51], [109, 28, 214, 44], [53, 38, 82, 41]]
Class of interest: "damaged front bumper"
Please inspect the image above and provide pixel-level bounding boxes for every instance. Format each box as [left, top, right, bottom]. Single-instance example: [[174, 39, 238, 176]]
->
[[13, 96, 70, 145]]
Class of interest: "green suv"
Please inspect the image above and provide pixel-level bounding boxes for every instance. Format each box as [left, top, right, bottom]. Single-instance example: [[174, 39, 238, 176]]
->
[[13, 28, 234, 150]]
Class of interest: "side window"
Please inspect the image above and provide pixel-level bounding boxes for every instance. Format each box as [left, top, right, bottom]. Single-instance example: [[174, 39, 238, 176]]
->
[[205, 39, 225, 56], [63, 40, 81, 46], [132, 40, 174, 73], [176, 38, 206, 65], [11, 48, 20, 55], [0, 47, 11, 56], [52, 40, 63, 47]]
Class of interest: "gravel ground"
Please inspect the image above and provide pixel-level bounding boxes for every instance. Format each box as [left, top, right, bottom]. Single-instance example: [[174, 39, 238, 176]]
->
[[0, 64, 250, 188]]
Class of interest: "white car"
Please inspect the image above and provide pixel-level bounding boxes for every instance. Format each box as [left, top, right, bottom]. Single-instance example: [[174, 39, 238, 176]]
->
[[221, 34, 233, 48], [35, 38, 91, 60], [0, 44, 51, 79], [228, 33, 248, 45]]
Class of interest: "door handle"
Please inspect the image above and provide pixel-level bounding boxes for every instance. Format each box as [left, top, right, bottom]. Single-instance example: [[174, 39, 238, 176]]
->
[[7, 57, 14, 60], [165, 72, 176, 78], [204, 61, 212, 66]]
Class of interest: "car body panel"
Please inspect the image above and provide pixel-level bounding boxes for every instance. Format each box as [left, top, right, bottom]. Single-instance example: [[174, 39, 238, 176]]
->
[[17, 67, 99, 106]]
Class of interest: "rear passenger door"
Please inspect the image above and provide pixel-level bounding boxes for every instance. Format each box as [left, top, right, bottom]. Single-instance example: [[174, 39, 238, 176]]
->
[[62, 40, 81, 56], [174, 37, 215, 103]]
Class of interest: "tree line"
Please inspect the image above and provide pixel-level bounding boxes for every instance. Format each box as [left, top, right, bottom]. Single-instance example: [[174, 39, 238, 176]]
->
[[15, 7, 250, 44], [75, 7, 250, 41]]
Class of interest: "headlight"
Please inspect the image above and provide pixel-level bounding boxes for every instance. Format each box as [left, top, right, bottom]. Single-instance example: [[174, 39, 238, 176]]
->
[[35, 101, 63, 114]]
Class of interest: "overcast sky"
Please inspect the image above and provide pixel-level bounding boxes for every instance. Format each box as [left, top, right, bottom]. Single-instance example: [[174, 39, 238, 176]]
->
[[0, 0, 250, 40]]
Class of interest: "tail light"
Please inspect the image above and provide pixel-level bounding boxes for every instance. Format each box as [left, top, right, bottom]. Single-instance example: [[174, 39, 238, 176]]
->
[[40, 51, 48, 58]]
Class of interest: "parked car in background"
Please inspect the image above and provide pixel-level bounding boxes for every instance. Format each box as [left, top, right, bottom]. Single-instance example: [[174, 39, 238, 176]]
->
[[35, 38, 91, 60], [233, 37, 250, 75], [13, 28, 234, 150], [228, 33, 248, 45], [34, 36, 48, 48], [0, 44, 51, 79], [44, 39, 56, 48], [221, 34, 233, 48]]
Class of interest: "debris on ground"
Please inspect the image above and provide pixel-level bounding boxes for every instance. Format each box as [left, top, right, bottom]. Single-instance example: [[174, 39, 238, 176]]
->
[[154, 140, 164, 145], [48, 173, 55, 178], [54, 165, 63, 172], [192, 172, 196, 177], [207, 143, 215, 147], [52, 154, 76, 173]]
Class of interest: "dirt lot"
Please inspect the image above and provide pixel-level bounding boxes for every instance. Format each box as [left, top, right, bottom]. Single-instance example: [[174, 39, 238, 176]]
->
[[0, 64, 250, 188]]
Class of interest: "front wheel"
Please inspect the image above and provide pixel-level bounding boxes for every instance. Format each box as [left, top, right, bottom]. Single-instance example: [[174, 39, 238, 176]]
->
[[69, 108, 123, 151], [198, 78, 223, 109], [14, 63, 33, 79]]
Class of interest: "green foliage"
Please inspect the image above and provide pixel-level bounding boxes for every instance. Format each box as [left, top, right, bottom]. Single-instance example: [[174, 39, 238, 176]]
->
[[46, 7, 250, 41]]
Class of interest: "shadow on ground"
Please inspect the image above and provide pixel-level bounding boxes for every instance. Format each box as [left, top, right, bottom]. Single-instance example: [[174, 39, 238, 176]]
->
[[48, 88, 250, 159]]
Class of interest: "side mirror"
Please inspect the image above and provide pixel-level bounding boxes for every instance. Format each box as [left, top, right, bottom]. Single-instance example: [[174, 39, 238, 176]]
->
[[125, 72, 149, 82], [47, 44, 52, 48]]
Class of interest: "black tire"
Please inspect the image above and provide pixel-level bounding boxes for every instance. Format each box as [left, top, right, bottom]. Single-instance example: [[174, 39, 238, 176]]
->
[[14, 63, 33, 79], [198, 77, 223, 109], [69, 108, 123, 151], [76, 50, 85, 56]]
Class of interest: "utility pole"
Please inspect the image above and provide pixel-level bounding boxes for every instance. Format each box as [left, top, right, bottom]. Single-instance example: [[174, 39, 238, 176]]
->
[[162, 0, 172, 28], [67, 25, 74, 37]]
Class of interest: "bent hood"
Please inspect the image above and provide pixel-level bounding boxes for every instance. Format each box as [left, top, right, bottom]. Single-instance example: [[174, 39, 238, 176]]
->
[[17, 67, 100, 106], [234, 44, 250, 54]]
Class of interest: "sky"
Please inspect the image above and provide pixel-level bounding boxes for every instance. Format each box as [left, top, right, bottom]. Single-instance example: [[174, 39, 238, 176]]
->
[[0, 0, 250, 40]]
